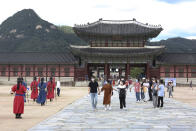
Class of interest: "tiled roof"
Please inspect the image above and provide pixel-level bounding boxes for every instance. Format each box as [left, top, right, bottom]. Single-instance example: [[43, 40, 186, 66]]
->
[[0, 52, 77, 64], [71, 45, 165, 57], [157, 53, 196, 65], [74, 19, 163, 39]]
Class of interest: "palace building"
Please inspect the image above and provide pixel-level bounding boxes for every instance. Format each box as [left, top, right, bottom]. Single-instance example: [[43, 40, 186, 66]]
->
[[0, 19, 196, 84]]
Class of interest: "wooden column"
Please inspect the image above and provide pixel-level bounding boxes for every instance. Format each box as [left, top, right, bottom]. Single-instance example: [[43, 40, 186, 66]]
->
[[146, 63, 150, 79], [104, 63, 110, 80], [33, 64, 35, 77], [125, 64, 130, 80], [24, 64, 26, 81], [8, 64, 10, 81], [174, 65, 176, 78], [119, 68, 122, 79], [20, 64, 23, 77], [186, 65, 189, 82], [85, 63, 89, 80], [58, 64, 61, 81], [46, 64, 48, 81]]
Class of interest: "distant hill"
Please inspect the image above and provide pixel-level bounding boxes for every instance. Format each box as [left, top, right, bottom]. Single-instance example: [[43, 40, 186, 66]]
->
[[57, 25, 86, 45], [148, 37, 196, 53], [0, 9, 86, 52]]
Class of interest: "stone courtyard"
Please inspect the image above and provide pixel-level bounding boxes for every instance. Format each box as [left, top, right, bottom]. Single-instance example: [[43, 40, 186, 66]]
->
[[29, 89, 196, 131]]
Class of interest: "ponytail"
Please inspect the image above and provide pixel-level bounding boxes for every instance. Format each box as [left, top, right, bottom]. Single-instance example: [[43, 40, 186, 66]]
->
[[17, 78, 21, 90]]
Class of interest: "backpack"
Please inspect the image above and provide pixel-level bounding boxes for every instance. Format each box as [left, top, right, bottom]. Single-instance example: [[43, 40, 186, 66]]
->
[[119, 88, 126, 97]]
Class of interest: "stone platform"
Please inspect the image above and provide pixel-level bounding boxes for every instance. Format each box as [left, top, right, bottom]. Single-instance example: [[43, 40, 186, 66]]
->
[[29, 89, 196, 131]]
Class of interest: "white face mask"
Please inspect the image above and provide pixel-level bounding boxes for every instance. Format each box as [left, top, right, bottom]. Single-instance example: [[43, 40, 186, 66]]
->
[[91, 78, 95, 82]]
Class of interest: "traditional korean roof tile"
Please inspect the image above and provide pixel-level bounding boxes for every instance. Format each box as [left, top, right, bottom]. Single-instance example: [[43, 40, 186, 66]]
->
[[0, 52, 77, 64], [157, 53, 196, 65], [70, 45, 165, 57], [74, 19, 163, 40]]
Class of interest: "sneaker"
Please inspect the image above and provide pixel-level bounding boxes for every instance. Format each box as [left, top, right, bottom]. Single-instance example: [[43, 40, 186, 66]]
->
[[124, 107, 127, 110], [108, 106, 112, 110], [105, 107, 107, 111]]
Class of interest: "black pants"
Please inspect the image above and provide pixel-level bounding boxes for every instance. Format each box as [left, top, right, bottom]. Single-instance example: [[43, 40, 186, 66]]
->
[[148, 88, 152, 100], [57, 88, 60, 96], [119, 96, 126, 109], [157, 96, 164, 107]]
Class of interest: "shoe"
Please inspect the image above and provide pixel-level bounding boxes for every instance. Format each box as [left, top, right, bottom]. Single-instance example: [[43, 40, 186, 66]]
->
[[108, 106, 112, 110], [124, 107, 127, 110], [104, 108, 107, 111], [18, 114, 22, 119]]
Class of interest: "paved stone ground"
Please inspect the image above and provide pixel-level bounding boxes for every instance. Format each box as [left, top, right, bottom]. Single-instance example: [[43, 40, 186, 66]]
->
[[29, 89, 196, 131]]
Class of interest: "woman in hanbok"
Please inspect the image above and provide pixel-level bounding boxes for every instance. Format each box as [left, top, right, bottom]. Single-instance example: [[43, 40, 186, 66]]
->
[[30, 77, 39, 101], [47, 77, 56, 101], [36, 78, 47, 106], [12, 78, 26, 119]]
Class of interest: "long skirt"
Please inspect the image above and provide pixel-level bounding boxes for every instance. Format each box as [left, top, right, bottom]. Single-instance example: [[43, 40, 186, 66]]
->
[[13, 96, 24, 114], [31, 90, 38, 99], [37, 91, 46, 104], [47, 90, 54, 99]]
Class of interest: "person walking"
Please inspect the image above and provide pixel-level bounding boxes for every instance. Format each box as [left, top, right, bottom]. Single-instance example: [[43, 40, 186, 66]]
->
[[21, 78, 27, 102], [101, 80, 113, 110], [141, 78, 148, 102], [47, 77, 56, 102], [148, 78, 153, 101], [157, 79, 165, 108], [134, 79, 141, 102], [88, 77, 100, 110], [190, 80, 193, 90], [56, 80, 61, 96], [152, 79, 158, 108], [115, 80, 127, 109], [30, 77, 39, 102], [143, 80, 149, 102], [12, 78, 26, 119], [36, 78, 47, 106], [167, 81, 173, 98]]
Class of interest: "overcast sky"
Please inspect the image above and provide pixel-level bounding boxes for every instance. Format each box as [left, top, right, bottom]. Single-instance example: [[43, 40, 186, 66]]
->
[[0, 0, 196, 41]]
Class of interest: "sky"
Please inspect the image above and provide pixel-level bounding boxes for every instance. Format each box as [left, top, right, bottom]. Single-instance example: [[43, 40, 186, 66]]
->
[[0, 0, 196, 41]]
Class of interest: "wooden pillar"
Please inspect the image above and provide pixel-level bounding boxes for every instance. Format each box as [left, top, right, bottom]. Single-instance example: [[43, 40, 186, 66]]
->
[[85, 63, 89, 81], [186, 65, 189, 82], [108, 64, 110, 79], [104, 63, 110, 80], [119, 68, 122, 79], [174, 65, 176, 78], [46, 64, 48, 81], [24, 64, 26, 81], [8, 64, 10, 81], [97, 67, 100, 78], [105, 40, 108, 47], [20, 64, 23, 77], [146, 63, 150, 79], [125, 64, 130, 80], [58, 64, 61, 81]]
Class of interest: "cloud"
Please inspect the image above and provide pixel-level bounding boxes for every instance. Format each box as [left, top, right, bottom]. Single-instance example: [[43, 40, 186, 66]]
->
[[0, 0, 196, 41], [157, 0, 196, 4]]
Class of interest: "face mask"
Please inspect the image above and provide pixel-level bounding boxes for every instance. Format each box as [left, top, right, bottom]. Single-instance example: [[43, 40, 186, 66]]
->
[[91, 79, 95, 82]]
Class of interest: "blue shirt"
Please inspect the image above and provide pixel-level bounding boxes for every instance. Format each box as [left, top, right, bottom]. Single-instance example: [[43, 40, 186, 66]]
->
[[158, 84, 165, 97]]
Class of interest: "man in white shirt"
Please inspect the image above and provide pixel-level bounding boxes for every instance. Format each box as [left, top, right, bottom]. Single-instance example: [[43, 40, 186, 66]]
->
[[157, 79, 165, 108]]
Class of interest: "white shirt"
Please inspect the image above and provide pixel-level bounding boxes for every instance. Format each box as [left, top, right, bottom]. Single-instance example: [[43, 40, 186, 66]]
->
[[158, 84, 165, 96], [56, 81, 61, 89]]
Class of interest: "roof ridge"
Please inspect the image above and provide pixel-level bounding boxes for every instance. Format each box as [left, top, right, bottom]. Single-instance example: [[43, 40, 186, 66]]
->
[[74, 18, 162, 29]]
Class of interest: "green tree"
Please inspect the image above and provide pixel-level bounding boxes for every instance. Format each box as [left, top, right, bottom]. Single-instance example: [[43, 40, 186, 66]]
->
[[130, 67, 143, 78]]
